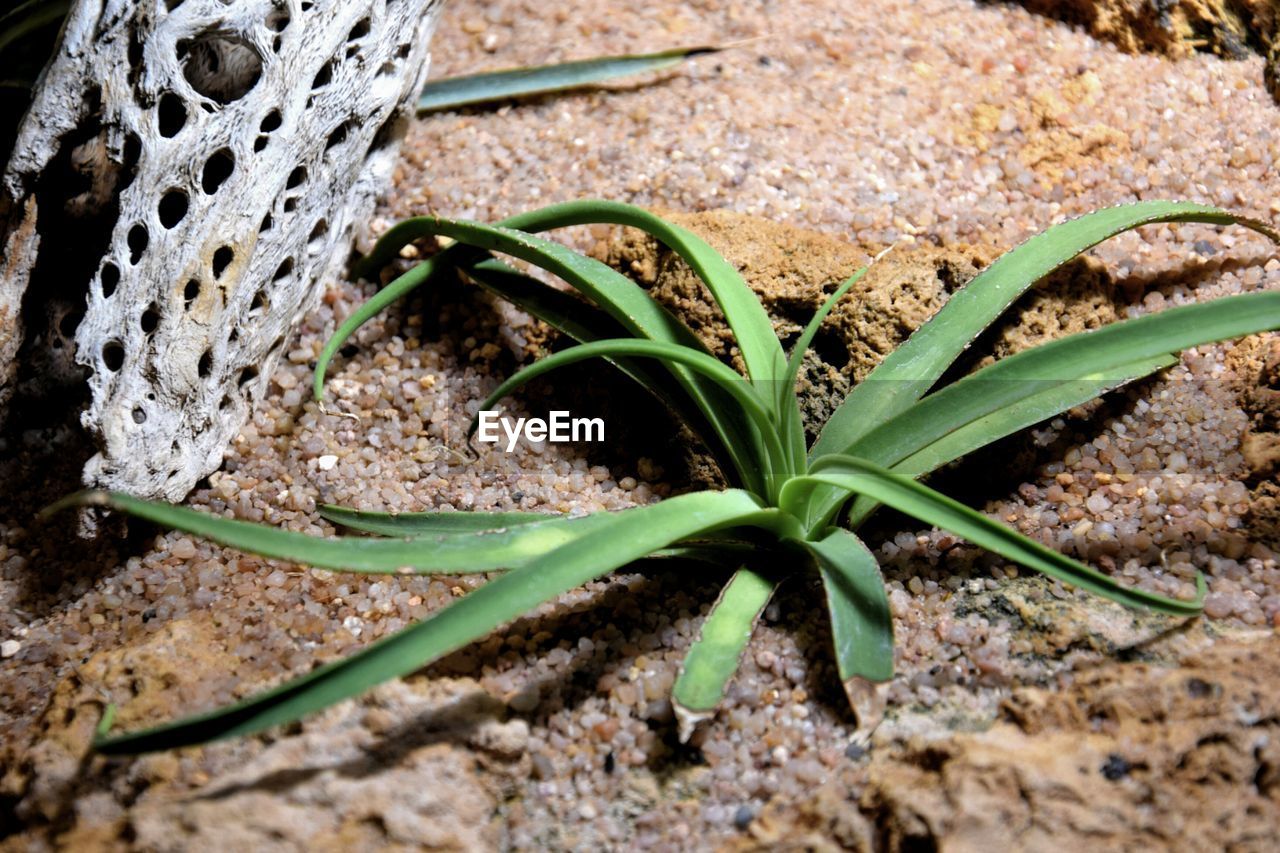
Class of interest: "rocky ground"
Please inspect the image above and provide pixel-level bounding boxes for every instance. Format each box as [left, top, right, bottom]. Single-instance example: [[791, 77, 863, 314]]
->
[[3, 0, 1280, 849]]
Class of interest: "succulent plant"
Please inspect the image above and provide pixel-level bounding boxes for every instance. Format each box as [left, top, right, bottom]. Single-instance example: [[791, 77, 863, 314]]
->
[[50, 199, 1279, 752]]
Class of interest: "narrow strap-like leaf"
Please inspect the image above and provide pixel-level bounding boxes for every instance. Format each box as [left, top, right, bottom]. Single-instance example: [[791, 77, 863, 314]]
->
[[779, 265, 868, 468], [846, 291, 1280, 474], [781, 456, 1206, 616], [461, 256, 735, 475], [88, 489, 777, 753], [471, 337, 773, 442], [800, 528, 894, 728], [783, 266, 869, 402], [338, 216, 767, 494], [359, 201, 786, 387], [559, 201, 788, 391], [418, 45, 726, 113], [470, 337, 787, 495], [44, 491, 616, 574], [320, 504, 557, 536], [671, 567, 776, 741], [800, 528, 894, 682], [811, 202, 1279, 459], [842, 354, 1174, 528]]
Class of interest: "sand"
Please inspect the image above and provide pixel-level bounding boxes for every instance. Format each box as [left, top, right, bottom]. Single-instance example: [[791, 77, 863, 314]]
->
[[3, 0, 1280, 848]]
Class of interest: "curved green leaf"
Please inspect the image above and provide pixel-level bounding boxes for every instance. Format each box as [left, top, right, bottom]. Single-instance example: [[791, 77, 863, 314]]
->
[[461, 256, 735, 474], [94, 489, 773, 747], [800, 528, 894, 684], [472, 337, 770, 437], [45, 491, 615, 574], [779, 265, 868, 469], [333, 215, 767, 494], [91, 489, 778, 753], [781, 456, 1206, 616], [846, 291, 1280, 475], [842, 353, 1175, 528], [418, 44, 727, 113], [672, 567, 776, 741], [812, 202, 1280, 459], [320, 504, 569, 536]]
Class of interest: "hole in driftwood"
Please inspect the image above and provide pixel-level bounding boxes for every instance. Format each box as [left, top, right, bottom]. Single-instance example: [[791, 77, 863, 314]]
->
[[157, 92, 187, 137], [100, 263, 120, 298], [201, 148, 234, 194], [325, 122, 350, 152], [140, 303, 160, 334], [348, 18, 371, 42], [179, 30, 264, 104], [212, 246, 234, 278], [183, 279, 200, 309], [127, 224, 149, 264], [311, 61, 334, 90], [102, 341, 124, 371], [308, 218, 328, 248], [267, 6, 290, 32], [158, 189, 188, 228]]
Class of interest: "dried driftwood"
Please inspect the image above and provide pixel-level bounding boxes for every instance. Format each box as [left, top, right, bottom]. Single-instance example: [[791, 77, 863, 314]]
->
[[0, 0, 443, 501]]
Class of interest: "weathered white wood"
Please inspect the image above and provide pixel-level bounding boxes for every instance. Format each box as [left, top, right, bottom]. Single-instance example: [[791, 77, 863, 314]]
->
[[0, 0, 442, 500]]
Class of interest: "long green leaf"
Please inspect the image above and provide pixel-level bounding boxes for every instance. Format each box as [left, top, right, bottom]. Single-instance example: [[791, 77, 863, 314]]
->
[[842, 354, 1175, 528], [563, 203, 787, 393], [45, 491, 616, 574], [91, 489, 779, 753], [811, 202, 1279, 459], [418, 45, 727, 113], [461, 256, 735, 475], [671, 567, 776, 741], [801, 528, 894, 683], [471, 337, 788, 497], [844, 291, 1280, 477], [781, 456, 1206, 616], [349, 200, 786, 391], [779, 265, 868, 469], [473, 337, 772, 442], [320, 504, 557, 536], [335, 215, 768, 494]]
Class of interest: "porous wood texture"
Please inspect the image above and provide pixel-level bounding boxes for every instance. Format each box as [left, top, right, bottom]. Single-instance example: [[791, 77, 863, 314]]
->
[[0, 0, 442, 500]]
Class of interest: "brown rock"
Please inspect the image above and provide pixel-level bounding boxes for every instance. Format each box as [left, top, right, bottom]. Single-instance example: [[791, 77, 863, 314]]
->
[[1020, 1, 1279, 61], [2, 611, 527, 850], [1227, 335, 1280, 545], [596, 210, 1119, 446], [735, 631, 1280, 851], [1, 612, 240, 828]]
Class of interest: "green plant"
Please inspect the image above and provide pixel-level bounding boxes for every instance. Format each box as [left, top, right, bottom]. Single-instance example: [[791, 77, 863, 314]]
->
[[50, 200, 1279, 753]]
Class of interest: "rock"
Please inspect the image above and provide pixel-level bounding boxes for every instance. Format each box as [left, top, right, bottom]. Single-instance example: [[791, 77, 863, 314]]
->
[[734, 631, 1280, 851], [1227, 335, 1280, 545], [3, 609, 529, 849], [1, 612, 240, 827], [1019, 1, 1278, 61], [596, 210, 1119, 445], [1020, 2, 1280, 102]]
